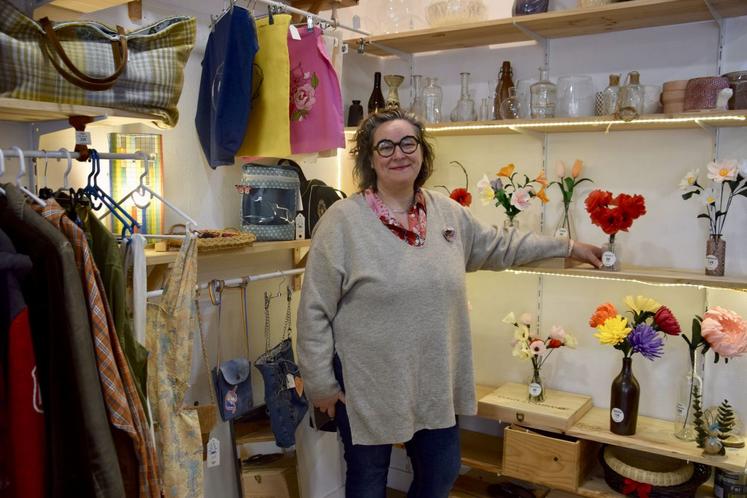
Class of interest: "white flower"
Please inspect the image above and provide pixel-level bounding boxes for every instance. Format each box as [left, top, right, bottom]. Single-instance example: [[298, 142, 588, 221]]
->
[[502, 312, 516, 325], [519, 312, 533, 325], [555, 160, 566, 179], [514, 325, 529, 342], [703, 186, 718, 206], [707, 160, 738, 183], [511, 187, 532, 211], [679, 169, 700, 190], [739, 159, 747, 179], [476, 174, 495, 206], [512, 341, 532, 360], [549, 325, 566, 340], [564, 333, 578, 348]]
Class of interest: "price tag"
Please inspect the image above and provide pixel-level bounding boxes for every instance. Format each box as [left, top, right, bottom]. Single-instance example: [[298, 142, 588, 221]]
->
[[288, 24, 301, 41], [611, 408, 624, 423], [705, 255, 719, 271], [295, 213, 306, 240], [75, 131, 92, 145], [555, 227, 569, 238], [206, 437, 220, 468], [528, 383, 543, 397], [602, 251, 616, 267]]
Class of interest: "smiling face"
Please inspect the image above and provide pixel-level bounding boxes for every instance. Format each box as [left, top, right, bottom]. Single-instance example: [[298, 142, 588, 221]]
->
[[371, 119, 423, 194]]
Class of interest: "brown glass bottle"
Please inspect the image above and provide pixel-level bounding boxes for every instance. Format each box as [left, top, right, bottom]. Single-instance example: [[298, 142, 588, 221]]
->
[[610, 357, 640, 435], [494, 61, 515, 119], [368, 72, 386, 114]]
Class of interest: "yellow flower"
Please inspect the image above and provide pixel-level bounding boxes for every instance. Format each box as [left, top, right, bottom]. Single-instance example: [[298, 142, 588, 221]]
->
[[564, 332, 578, 348], [497, 163, 515, 178], [594, 315, 631, 346], [479, 186, 495, 205], [535, 186, 550, 204], [534, 170, 548, 187], [624, 295, 661, 315]]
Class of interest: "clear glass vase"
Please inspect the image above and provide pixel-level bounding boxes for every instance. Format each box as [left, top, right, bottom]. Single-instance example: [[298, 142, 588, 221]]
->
[[705, 234, 726, 277], [450, 72, 477, 122], [422, 77, 443, 123], [674, 350, 705, 441], [530, 67, 556, 119], [504, 218, 519, 230], [554, 201, 574, 239], [600, 234, 620, 271], [499, 86, 521, 119], [410, 74, 425, 118], [528, 357, 545, 403]]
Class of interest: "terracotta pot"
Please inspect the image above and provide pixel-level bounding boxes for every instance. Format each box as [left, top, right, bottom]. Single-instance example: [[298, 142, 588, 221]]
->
[[661, 90, 686, 104], [663, 79, 688, 91]]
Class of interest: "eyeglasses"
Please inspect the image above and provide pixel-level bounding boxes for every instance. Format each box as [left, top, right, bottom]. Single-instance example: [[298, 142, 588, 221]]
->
[[373, 136, 420, 158]]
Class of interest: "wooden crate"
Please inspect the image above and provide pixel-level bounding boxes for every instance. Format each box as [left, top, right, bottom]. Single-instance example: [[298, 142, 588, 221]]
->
[[479, 383, 592, 432], [241, 454, 299, 498], [502, 426, 599, 493]]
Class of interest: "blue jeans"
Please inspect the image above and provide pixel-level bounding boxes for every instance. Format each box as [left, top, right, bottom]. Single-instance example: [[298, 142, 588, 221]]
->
[[254, 338, 309, 448], [333, 355, 461, 498]]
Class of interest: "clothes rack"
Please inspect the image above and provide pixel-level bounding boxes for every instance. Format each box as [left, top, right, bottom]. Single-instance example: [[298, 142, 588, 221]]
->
[[251, 0, 370, 37], [146, 267, 305, 299], [0, 149, 151, 162]]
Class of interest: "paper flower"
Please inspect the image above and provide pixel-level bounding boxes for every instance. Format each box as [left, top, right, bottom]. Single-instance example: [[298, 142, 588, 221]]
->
[[510, 187, 532, 211], [479, 163, 548, 224], [653, 306, 681, 336], [679, 169, 700, 190], [589, 303, 618, 328], [624, 295, 662, 316], [594, 315, 631, 346], [629, 323, 664, 360], [585, 189, 646, 236], [700, 306, 747, 358], [707, 160, 738, 183]]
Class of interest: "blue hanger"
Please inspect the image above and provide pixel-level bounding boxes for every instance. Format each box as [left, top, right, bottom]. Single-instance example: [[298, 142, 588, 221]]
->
[[84, 149, 141, 236]]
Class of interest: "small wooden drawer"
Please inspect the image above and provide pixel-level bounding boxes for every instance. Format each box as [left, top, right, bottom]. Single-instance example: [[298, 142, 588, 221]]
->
[[502, 425, 598, 492]]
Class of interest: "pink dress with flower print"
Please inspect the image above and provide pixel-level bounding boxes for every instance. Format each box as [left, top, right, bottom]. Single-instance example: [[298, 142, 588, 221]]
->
[[288, 27, 345, 154]]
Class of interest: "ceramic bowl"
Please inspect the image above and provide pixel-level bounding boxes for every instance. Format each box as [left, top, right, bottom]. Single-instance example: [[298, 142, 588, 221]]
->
[[662, 79, 688, 91], [660, 90, 686, 104], [684, 76, 730, 111]]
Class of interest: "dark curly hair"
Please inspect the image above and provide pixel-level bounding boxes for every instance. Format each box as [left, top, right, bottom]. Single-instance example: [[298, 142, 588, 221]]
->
[[350, 108, 434, 192]]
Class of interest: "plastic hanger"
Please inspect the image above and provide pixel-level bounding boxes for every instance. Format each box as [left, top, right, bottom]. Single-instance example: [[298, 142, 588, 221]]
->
[[0, 149, 6, 196], [38, 150, 55, 200], [58, 147, 73, 190], [10, 146, 46, 207], [83, 149, 139, 235]]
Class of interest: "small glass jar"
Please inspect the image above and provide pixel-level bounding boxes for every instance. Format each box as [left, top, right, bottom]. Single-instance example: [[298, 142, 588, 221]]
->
[[530, 67, 556, 119], [617, 71, 643, 120], [499, 87, 521, 119], [422, 77, 443, 123], [450, 72, 477, 122], [600, 73, 621, 115], [410, 74, 425, 118]]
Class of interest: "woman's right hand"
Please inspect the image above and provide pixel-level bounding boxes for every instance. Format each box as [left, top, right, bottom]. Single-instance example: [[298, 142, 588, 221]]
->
[[313, 391, 346, 418]]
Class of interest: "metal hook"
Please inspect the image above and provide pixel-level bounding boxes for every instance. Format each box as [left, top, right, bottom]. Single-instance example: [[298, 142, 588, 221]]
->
[[306, 15, 313, 32], [58, 147, 73, 190]]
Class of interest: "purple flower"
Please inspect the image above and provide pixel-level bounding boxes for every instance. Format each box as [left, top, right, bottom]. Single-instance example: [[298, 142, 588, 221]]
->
[[628, 323, 664, 361], [490, 177, 503, 192]]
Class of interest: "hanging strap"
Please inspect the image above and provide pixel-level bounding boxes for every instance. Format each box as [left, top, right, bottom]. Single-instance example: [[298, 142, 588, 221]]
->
[[282, 286, 293, 342], [263, 291, 272, 353], [238, 282, 251, 359], [208, 279, 224, 365], [195, 294, 218, 408]]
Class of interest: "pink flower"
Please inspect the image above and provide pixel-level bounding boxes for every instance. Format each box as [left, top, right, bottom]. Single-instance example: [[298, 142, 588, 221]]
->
[[701, 306, 747, 358], [293, 83, 316, 112], [520, 312, 533, 325], [511, 187, 532, 211], [529, 339, 546, 355], [549, 325, 566, 340], [555, 160, 566, 178]]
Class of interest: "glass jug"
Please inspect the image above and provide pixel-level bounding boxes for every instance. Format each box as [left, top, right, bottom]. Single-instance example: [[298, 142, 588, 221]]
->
[[422, 77, 443, 123]]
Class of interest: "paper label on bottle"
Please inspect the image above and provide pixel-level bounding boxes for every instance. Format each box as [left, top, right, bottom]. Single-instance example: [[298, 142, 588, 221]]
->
[[706, 255, 719, 271], [528, 383, 543, 397], [555, 227, 569, 238], [611, 408, 625, 423], [602, 251, 616, 267], [75, 131, 91, 145], [206, 438, 220, 468]]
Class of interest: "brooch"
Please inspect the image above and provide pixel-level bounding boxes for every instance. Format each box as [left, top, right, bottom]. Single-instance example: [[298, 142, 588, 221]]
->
[[442, 226, 456, 242]]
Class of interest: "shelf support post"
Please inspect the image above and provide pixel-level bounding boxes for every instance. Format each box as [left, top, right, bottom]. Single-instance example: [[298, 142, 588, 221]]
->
[[512, 21, 548, 67]]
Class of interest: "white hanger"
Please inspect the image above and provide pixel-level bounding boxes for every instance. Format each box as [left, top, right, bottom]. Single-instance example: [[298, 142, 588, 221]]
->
[[57, 147, 73, 190], [100, 151, 197, 228], [0, 149, 6, 196], [11, 146, 46, 207]]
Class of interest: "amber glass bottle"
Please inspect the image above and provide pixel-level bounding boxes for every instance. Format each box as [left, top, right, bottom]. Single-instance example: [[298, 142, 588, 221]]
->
[[494, 61, 515, 119]]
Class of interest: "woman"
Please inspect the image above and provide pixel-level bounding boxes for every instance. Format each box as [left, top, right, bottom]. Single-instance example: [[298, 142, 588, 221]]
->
[[297, 109, 602, 498]]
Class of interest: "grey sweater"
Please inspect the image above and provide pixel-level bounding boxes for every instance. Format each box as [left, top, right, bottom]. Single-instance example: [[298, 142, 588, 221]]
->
[[297, 190, 569, 445]]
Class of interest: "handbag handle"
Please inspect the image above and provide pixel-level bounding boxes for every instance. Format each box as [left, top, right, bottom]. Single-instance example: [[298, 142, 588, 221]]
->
[[39, 17, 128, 91]]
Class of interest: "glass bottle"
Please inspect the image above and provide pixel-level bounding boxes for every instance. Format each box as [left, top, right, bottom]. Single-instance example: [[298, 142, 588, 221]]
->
[[530, 66, 556, 118], [346, 100, 364, 127], [674, 350, 705, 441], [600, 73, 621, 115], [410, 74, 425, 118], [368, 71, 386, 114], [450, 72, 477, 122], [384, 74, 405, 108], [513, 0, 549, 15], [499, 87, 521, 119], [617, 70, 643, 120], [422, 77, 443, 123], [494, 61, 514, 119], [610, 357, 640, 436]]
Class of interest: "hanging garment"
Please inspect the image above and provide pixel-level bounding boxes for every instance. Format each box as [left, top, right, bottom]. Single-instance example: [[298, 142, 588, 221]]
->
[[32, 200, 159, 498], [288, 26, 345, 155], [146, 235, 203, 498], [318, 29, 345, 158], [1, 184, 125, 498], [0, 227, 44, 498], [195, 6, 258, 168], [237, 14, 292, 158], [254, 291, 308, 448]]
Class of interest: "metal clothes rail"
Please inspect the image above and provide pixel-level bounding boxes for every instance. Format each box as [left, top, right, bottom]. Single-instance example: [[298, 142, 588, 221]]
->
[[251, 0, 370, 36], [146, 267, 306, 299]]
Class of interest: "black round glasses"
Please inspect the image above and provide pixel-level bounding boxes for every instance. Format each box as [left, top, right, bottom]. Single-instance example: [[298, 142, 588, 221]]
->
[[373, 136, 420, 158]]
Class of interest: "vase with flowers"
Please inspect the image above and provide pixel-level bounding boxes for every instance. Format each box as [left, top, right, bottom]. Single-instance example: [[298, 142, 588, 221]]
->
[[549, 159, 593, 240], [679, 159, 747, 277], [584, 189, 646, 271], [503, 311, 577, 402], [476, 163, 549, 229], [434, 160, 472, 207], [589, 295, 681, 435], [675, 306, 747, 441]]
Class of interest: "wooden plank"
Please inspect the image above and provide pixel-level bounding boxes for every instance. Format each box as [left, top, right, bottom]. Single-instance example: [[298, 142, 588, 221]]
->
[[568, 407, 747, 473], [145, 239, 312, 267], [460, 430, 502, 474], [49, 0, 130, 13], [234, 418, 276, 445], [479, 383, 593, 432], [0, 97, 159, 124], [289, 0, 358, 11]]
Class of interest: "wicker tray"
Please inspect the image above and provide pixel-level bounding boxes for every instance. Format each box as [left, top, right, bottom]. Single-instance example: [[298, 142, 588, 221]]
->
[[166, 225, 256, 252]]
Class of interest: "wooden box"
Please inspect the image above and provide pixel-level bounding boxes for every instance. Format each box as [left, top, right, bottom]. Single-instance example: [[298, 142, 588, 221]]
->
[[241, 454, 299, 498], [478, 383, 592, 432], [502, 425, 598, 493]]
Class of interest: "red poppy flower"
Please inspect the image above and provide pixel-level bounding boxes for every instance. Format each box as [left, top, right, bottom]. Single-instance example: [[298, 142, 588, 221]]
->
[[654, 306, 682, 336], [450, 188, 473, 207], [547, 338, 563, 349], [585, 189, 646, 236]]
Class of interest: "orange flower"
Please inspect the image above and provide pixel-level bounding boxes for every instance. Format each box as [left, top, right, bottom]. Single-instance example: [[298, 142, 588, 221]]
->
[[534, 170, 548, 187], [589, 303, 618, 328], [535, 186, 549, 203], [497, 163, 516, 178], [571, 159, 583, 178]]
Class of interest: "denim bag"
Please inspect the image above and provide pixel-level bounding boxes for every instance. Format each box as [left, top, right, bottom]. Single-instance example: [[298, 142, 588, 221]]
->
[[254, 288, 308, 448], [208, 280, 254, 422]]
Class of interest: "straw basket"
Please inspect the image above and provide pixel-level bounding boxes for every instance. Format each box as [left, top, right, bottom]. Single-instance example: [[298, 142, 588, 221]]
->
[[166, 224, 256, 252]]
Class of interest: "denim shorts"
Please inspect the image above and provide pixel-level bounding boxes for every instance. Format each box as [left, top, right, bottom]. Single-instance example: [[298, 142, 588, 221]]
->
[[254, 338, 309, 448]]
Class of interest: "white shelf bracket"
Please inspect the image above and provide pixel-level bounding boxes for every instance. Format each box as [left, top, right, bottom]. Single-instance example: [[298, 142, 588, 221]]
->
[[703, 0, 724, 29], [512, 21, 548, 67], [508, 125, 545, 141]]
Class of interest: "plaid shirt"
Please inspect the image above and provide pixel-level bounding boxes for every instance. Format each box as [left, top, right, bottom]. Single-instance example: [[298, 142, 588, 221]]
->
[[34, 201, 160, 498]]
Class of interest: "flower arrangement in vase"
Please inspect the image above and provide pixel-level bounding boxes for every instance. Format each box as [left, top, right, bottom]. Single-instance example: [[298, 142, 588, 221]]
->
[[503, 311, 577, 402], [679, 159, 747, 276], [675, 306, 747, 442], [589, 296, 681, 435], [548, 159, 592, 240], [476, 163, 549, 229], [434, 160, 472, 207], [584, 189, 646, 271]]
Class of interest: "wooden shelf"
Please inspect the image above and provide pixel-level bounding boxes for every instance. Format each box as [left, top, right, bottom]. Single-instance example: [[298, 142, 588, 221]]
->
[[46, 0, 130, 12], [0, 97, 162, 126], [234, 418, 276, 445], [568, 407, 747, 473], [145, 239, 311, 266], [461, 430, 502, 474], [348, 0, 747, 56], [509, 258, 747, 291], [289, 0, 358, 11]]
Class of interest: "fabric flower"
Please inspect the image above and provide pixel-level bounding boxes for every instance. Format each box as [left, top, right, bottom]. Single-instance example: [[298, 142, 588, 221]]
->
[[529, 339, 546, 355], [653, 306, 681, 335], [555, 160, 566, 178], [589, 303, 618, 328], [679, 169, 700, 190], [585, 189, 613, 213], [497, 163, 516, 178], [450, 188, 472, 207], [624, 295, 661, 316], [549, 325, 566, 340], [513, 341, 533, 360], [502, 312, 517, 325], [628, 323, 664, 361], [535, 187, 550, 204], [490, 177, 503, 192], [511, 187, 532, 211], [707, 160, 738, 183], [547, 338, 563, 348], [477, 175, 495, 206], [564, 333, 578, 348], [514, 325, 529, 342], [594, 315, 631, 346], [571, 159, 583, 179], [534, 171, 548, 187], [520, 312, 533, 325], [701, 306, 747, 358], [703, 186, 717, 206]]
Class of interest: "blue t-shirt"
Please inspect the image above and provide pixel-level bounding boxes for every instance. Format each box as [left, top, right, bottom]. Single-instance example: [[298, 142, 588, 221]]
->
[[195, 6, 258, 168]]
